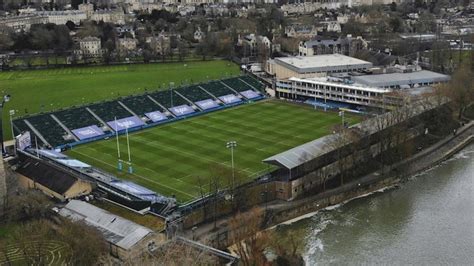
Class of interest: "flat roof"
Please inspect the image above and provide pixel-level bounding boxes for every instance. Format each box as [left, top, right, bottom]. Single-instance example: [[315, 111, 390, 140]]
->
[[274, 54, 373, 73], [352, 70, 450, 87]]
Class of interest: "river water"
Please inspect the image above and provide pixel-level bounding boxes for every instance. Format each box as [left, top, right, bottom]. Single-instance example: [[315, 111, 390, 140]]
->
[[275, 144, 474, 265]]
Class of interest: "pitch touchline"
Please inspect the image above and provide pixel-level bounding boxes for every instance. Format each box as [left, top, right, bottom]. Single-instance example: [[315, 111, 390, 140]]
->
[[68, 149, 195, 198]]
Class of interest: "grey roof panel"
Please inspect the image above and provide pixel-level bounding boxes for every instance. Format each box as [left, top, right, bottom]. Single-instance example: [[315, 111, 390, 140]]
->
[[352, 70, 450, 87], [59, 200, 153, 250]]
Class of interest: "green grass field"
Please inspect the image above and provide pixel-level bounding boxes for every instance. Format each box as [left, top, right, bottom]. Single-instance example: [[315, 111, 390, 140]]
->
[[66, 100, 361, 203], [0, 60, 239, 139]]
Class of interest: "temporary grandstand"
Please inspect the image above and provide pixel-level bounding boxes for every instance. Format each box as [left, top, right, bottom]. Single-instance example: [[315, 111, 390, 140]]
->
[[12, 75, 265, 149]]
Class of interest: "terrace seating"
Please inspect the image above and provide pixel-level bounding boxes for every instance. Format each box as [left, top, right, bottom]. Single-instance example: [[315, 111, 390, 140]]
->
[[12, 119, 45, 147], [13, 119, 31, 136], [120, 95, 164, 116], [88, 101, 133, 122], [221, 77, 255, 92], [55, 107, 101, 130], [149, 90, 189, 108], [176, 85, 213, 102], [240, 76, 265, 91], [26, 114, 74, 147], [200, 81, 236, 97]]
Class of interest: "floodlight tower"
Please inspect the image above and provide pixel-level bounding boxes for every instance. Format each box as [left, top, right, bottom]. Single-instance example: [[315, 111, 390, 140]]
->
[[0, 94, 11, 214], [226, 140, 237, 195]]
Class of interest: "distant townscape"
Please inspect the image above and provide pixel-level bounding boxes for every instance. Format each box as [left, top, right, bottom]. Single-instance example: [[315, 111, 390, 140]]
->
[[0, 0, 472, 265]]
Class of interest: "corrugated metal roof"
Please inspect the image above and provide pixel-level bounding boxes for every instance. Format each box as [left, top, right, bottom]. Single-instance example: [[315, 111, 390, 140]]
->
[[59, 200, 153, 250], [263, 134, 341, 169]]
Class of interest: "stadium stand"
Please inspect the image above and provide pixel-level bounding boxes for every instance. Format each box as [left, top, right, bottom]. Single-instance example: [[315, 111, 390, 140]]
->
[[221, 78, 257, 92], [88, 101, 133, 122], [25, 114, 74, 147], [240, 76, 265, 91], [176, 85, 214, 102], [200, 81, 236, 97], [149, 90, 189, 108], [120, 95, 165, 116], [54, 107, 102, 130], [12, 75, 265, 148], [13, 119, 32, 136]]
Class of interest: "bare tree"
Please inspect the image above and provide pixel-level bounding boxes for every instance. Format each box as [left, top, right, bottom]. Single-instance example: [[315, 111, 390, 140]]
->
[[228, 207, 271, 266], [441, 63, 474, 119]]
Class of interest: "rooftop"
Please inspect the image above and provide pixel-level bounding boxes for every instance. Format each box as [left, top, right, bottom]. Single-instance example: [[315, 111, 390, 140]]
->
[[274, 54, 372, 73], [352, 70, 450, 87], [59, 200, 154, 250]]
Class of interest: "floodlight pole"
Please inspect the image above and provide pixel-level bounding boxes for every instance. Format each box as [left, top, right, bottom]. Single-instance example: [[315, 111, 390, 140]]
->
[[226, 141, 237, 196], [9, 110, 15, 156], [0, 94, 11, 156]]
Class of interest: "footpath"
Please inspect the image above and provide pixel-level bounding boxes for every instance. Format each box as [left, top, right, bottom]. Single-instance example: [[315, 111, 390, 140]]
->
[[184, 121, 474, 246]]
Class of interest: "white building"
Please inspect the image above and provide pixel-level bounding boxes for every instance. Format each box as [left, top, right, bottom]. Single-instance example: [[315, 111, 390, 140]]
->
[[35, 10, 87, 25], [194, 26, 204, 42], [0, 15, 46, 32], [266, 54, 373, 79], [276, 76, 390, 108], [90, 9, 125, 25], [77, 37, 103, 58], [78, 3, 94, 18]]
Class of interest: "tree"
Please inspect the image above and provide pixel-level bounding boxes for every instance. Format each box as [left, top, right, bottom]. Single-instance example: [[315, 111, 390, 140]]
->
[[3, 189, 52, 223], [58, 219, 107, 265], [228, 207, 271, 266], [0, 32, 13, 51], [441, 63, 474, 119], [177, 41, 188, 61]]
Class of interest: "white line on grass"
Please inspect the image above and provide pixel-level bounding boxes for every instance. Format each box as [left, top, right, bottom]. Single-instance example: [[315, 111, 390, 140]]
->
[[68, 149, 195, 198]]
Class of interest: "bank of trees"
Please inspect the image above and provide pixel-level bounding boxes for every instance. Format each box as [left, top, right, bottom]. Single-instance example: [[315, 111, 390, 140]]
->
[[0, 24, 73, 52]]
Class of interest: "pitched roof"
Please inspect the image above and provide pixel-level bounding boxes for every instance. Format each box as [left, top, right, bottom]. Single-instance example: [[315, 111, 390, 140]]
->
[[16, 157, 78, 194], [59, 200, 154, 250]]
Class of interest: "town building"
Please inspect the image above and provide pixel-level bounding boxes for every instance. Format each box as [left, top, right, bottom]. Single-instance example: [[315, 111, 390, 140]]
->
[[266, 54, 373, 79], [299, 35, 367, 57], [90, 9, 125, 25], [116, 37, 138, 53], [76, 37, 103, 58], [78, 3, 94, 18], [285, 24, 320, 38], [35, 10, 87, 25], [0, 14, 46, 32], [146, 34, 171, 55], [194, 26, 204, 42]]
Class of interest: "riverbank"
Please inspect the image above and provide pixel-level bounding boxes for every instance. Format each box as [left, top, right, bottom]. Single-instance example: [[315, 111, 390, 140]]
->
[[185, 121, 474, 248], [286, 142, 474, 265]]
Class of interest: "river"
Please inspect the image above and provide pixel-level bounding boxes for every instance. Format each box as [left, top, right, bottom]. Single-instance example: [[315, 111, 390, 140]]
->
[[274, 144, 474, 265]]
